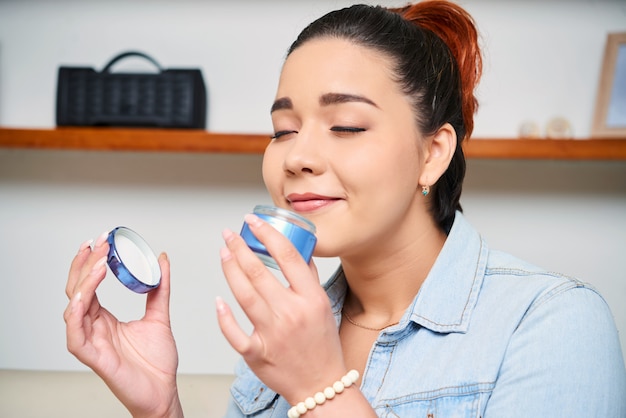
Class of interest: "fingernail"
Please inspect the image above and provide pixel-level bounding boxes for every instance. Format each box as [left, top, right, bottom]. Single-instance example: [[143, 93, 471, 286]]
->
[[78, 239, 93, 253], [215, 296, 227, 315], [91, 256, 107, 273], [94, 230, 109, 248], [220, 247, 232, 262], [221, 228, 235, 242], [244, 213, 262, 228]]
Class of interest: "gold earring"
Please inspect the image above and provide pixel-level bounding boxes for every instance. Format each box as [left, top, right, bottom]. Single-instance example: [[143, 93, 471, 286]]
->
[[422, 185, 430, 196]]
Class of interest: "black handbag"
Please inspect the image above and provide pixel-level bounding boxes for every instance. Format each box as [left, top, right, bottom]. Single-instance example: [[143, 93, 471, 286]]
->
[[56, 51, 207, 129]]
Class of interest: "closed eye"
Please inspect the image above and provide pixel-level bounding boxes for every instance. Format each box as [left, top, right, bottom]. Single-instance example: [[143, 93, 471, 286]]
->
[[330, 126, 366, 134], [270, 130, 298, 140]]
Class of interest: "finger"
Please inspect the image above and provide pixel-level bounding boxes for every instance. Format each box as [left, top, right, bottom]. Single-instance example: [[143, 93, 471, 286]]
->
[[220, 237, 275, 328], [72, 231, 110, 314], [215, 296, 259, 356], [64, 291, 96, 365], [242, 214, 317, 293], [224, 227, 287, 293], [66, 238, 94, 298], [71, 231, 109, 298], [74, 255, 108, 315], [144, 252, 171, 324]]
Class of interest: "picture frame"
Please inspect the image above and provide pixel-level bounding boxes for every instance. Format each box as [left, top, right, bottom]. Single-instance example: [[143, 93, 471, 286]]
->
[[591, 32, 626, 138]]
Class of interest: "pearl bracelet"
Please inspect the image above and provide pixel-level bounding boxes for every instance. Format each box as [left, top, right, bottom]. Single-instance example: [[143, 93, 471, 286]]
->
[[287, 370, 360, 418]]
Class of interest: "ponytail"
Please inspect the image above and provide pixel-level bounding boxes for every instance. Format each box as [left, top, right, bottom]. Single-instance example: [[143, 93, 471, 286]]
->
[[389, 1, 482, 140]]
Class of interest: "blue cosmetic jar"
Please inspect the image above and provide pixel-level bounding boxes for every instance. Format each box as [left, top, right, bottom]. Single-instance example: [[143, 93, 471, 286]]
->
[[107, 227, 161, 293], [240, 205, 317, 269]]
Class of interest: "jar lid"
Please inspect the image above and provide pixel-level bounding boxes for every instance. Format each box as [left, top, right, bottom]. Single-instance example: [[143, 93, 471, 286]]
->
[[106, 227, 161, 293]]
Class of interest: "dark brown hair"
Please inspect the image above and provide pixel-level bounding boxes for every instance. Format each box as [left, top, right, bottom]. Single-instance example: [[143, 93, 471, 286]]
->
[[287, 1, 482, 233]]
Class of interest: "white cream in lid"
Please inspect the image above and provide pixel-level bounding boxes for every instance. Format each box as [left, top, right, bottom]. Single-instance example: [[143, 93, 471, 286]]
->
[[107, 227, 161, 293]]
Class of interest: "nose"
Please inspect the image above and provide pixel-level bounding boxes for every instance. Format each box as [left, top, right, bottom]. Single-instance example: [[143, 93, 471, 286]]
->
[[282, 128, 326, 176]]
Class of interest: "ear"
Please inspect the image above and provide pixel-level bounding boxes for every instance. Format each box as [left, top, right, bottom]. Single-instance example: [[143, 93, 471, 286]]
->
[[419, 123, 457, 188]]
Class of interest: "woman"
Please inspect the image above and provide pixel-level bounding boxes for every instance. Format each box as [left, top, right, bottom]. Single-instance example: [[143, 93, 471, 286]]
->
[[64, 2, 626, 417]]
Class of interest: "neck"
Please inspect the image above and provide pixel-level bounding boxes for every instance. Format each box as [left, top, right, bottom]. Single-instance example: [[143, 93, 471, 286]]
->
[[340, 217, 446, 322]]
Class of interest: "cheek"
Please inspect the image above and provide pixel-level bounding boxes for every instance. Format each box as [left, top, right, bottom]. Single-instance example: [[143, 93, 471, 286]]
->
[[352, 145, 421, 193], [261, 150, 283, 198]]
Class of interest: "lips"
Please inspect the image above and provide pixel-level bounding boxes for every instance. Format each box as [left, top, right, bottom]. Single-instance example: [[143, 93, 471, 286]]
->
[[286, 193, 340, 212]]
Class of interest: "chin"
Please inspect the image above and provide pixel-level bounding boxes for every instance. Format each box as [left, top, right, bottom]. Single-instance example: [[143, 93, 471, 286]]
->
[[311, 240, 336, 258]]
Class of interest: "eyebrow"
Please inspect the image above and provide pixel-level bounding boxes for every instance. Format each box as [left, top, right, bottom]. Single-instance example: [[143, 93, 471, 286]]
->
[[270, 92, 379, 113], [271, 97, 293, 113], [319, 92, 378, 108]]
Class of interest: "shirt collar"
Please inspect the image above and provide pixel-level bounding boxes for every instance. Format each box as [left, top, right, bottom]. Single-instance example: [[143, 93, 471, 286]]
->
[[325, 212, 487, 334], [408, 212, 487, 333]]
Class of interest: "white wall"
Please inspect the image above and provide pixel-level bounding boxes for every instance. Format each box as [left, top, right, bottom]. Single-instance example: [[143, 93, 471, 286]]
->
[[0, 0, 625, 375]]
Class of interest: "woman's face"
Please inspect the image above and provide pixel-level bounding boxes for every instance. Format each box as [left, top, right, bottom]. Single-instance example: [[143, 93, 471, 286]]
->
[[263, 38, 429, 260]]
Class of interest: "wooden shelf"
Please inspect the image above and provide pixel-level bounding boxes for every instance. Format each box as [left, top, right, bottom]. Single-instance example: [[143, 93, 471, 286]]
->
[[1, 127, 625, 160], [0, 127, 270, 154]]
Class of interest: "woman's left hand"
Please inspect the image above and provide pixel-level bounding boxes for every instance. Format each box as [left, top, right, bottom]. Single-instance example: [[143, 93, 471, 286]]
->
[[217, 213, 346, 405]]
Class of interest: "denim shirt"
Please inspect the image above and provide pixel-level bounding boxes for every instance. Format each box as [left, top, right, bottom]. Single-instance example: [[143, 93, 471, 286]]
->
[[224, 212, 626, 417]]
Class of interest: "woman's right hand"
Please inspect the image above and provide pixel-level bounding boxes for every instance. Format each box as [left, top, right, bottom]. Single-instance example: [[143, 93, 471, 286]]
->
[[63, 232, 183, 418]]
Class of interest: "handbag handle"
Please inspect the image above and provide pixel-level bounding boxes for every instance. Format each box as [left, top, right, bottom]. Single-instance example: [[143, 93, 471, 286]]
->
[[101, 51, 163, 73]]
